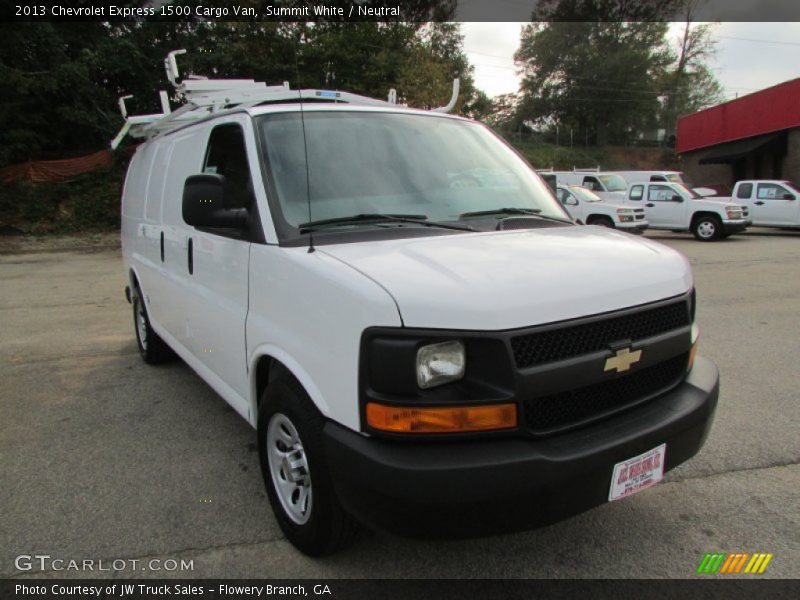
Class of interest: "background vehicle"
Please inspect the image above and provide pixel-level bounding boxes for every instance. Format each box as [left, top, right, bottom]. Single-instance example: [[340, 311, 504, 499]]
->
[[625, 182, 748, 241], [614, 171, 686, 184], [545, 170, 628, 201], [726, 180, 800, 228], [556, 184, 647, 231]]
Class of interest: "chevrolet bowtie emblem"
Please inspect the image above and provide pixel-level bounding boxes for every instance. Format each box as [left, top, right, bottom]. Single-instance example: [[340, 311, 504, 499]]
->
[[604, 347, 642, 373]]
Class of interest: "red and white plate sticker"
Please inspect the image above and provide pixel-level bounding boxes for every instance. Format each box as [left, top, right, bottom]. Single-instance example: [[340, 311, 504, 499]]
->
[[609, 443, 666, 501]]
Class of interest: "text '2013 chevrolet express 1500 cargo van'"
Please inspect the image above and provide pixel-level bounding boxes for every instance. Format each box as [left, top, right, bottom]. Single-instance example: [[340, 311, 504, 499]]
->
[[117, 52, 719, 556]]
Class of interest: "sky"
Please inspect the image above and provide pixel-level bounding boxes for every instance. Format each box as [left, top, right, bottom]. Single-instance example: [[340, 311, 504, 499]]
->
[[462, 22, 800, 101]]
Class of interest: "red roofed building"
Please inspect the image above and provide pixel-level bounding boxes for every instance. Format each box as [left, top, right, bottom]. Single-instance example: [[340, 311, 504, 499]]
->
[[677, 78, 800, 190]]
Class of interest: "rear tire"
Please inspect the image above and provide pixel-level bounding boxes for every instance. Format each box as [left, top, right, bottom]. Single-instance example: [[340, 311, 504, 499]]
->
[[258, 377, 360, 556], [588, 216, 615, 228], [132, 287, 175, 364], [692, 215, 723, 241]]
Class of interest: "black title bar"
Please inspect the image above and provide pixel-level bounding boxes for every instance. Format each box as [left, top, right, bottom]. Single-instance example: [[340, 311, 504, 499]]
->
[[3, 1, 800, 23]]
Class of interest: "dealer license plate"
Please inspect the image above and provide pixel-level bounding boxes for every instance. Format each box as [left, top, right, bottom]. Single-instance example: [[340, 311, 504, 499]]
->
[[608, 443, 666, 501]]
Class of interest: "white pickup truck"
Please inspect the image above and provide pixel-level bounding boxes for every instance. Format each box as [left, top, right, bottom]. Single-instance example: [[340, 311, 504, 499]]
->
[[727, 180, 800, 228], [625, 182, 748, 241], [557, 184, 648, 232]]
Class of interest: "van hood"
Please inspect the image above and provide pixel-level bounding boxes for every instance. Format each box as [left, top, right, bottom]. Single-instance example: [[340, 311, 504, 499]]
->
[[320, 226, 692, 330]]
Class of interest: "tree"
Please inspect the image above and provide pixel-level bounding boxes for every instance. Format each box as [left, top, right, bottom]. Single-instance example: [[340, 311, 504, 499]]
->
[[485, 93, 523, 130], [397, 23, 481, 116], [660, 9, 723, 141], [0, 1, 480, 166], [514, 21, 673, 145]]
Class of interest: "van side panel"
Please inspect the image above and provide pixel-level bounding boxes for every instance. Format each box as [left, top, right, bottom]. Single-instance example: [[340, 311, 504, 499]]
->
[[122, 144, 157, 285], [156, 129, 207, 345]]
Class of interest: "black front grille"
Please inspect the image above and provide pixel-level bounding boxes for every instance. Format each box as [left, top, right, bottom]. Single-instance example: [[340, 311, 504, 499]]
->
[[511, 300, 690, 368], [522, 352, 688, 434]]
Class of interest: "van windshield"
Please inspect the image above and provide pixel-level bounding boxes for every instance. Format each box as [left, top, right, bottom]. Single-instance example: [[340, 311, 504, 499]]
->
[[597, 174, 627, 192], [257, 111, 569, 234], [665, 173, 684, 183]]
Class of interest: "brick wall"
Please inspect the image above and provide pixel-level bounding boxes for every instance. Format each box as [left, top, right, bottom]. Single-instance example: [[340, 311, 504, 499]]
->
[[784, 128, 800, 183]]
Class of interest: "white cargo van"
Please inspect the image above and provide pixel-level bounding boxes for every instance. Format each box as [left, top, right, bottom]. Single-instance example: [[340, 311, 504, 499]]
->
[[118, 53, 719, 556], [614, 171, 685, 185]]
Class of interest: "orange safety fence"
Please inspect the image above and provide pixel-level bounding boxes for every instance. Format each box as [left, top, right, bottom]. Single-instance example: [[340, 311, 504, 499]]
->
[[0, 149, 114, 184]]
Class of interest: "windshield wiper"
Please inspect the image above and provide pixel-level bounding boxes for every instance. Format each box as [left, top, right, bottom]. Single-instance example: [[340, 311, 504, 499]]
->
[[459, 207, 573, 224], [299, 213, 474, 233]]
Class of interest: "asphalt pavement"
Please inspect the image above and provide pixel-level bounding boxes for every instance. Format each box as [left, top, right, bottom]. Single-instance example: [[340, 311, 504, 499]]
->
[[1, 229, 798, 579]]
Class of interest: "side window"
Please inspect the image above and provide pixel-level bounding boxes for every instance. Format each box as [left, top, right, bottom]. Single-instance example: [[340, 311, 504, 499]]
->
[[560, 190, 578, 206], [629, 185, 644, 201], [736, 183, 753, 199], [583, 176, 599, 191], [648, 184, 672, 201], [757, 183, 791, 200], [204, 123, 254, 210]]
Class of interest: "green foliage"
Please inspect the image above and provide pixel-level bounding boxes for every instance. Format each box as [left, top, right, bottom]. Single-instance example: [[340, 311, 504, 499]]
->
[[512, 1, 723, 146], [0, 3, 467, 169], [509, 139, 678, 172], [515, 21, 673, 145], [0, 162, 125, 234]]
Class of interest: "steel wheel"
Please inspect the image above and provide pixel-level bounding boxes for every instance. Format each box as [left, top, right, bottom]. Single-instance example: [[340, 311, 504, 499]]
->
[[697, 220, 716, 239], [135, 298, 148, 350], [266, 413, 313, 525]]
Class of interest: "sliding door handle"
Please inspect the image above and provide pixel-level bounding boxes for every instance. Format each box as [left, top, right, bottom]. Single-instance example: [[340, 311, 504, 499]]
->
[[187, 237, 193, 275], [160, 231, 165, 262]]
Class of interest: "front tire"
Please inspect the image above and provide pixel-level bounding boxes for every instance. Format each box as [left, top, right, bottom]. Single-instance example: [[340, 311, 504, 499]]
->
[[258, 377, 359, 556], [692, 215, 723, 241], [588, 216, 615, 228], [132, 288, 174, 364]]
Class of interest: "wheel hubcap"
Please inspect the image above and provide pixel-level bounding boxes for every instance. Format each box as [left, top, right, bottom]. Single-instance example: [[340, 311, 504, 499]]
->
[[136, 300, 148, 349], [698, 221, 715, 238], [266, 413, 312, 524]]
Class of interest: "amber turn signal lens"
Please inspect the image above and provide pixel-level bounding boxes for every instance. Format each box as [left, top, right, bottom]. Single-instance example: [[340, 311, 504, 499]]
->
[[687, 342, 698, 372], [687, 324, 699, 372], [366, 402, 517, 434]]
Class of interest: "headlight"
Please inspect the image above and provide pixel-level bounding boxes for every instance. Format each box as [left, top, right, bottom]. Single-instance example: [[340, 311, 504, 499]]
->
[[416, 340, 465, 389], [725, 207, 741, 219], [617, 209, 636, 222]]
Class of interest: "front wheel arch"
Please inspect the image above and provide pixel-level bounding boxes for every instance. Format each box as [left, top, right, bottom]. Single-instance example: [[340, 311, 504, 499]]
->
[[691, 212, 723, 241], [587, 215, 615, 228]]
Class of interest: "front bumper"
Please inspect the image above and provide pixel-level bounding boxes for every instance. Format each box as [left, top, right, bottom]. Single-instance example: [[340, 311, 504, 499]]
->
[[617, 220, 649, 232], [323, 356, 719, 539], [722, 219, 748, 234]]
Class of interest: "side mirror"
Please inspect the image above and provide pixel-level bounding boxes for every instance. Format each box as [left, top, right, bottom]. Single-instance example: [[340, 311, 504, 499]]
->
[[782, 193, 795, 200], [182, 174, 248, 229], [671, 194, 684, 203]]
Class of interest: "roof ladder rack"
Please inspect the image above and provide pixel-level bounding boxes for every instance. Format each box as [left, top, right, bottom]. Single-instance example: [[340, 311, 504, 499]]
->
[[111, 49, 460, 149]]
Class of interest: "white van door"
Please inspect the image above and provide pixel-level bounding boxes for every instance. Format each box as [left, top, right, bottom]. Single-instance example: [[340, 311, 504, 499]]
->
[[159, 130, 205, 346], [752, 182, 798, 225], [181, 119, 254, 410]]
